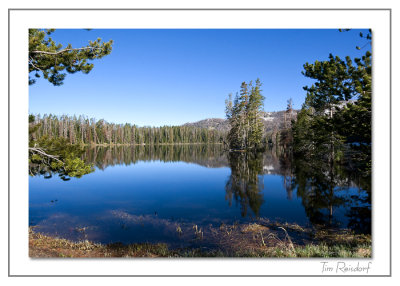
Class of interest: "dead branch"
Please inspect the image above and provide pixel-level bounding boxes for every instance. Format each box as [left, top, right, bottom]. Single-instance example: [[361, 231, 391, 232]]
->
[[29, 57, 44, 72], [30, 47, 103, 56], [29, 147, 63, 164]]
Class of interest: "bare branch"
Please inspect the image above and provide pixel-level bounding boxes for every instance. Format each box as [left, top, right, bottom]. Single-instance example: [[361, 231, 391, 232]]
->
[[29, 147, 64, 164], [30, 47, 103, 56], [29, 57, 44, 72]]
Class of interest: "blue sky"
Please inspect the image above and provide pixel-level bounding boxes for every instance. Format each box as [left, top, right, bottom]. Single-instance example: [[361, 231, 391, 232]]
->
[[29, 29, 370, 127]]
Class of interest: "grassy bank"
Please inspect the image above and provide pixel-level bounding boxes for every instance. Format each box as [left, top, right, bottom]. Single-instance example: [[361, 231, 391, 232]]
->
[[29, 220, 371, 258]]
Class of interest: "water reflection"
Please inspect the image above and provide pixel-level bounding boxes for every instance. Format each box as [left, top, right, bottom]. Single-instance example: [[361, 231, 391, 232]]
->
[[82, 144, 228, 169], [82, 144, 371, 233], [225, 152, 264, 217], [281, 152, 371, 234], [31, 144, 371, 239]]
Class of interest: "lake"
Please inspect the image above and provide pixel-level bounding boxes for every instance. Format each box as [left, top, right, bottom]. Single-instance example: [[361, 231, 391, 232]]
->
[[29, 144, 371, 248]]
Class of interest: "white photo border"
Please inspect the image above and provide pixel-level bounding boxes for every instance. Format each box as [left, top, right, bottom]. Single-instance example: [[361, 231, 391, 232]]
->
[[9, 8, 391, 277]]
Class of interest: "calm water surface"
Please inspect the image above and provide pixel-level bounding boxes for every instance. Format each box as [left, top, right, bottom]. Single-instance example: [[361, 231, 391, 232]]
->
[[29, 145, 371, 247]]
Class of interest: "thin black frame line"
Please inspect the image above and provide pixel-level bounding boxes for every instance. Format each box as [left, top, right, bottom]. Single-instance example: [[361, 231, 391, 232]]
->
[[389, 8, 392, 278], [7, 8, 392, 11], [8, 7, 11, 279], [8, 275, 391, 278], [8, 8, 392, 278]]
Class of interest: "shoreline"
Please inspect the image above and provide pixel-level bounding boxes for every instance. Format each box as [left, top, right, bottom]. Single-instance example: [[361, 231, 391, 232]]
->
[[29, 220, 371, 258]]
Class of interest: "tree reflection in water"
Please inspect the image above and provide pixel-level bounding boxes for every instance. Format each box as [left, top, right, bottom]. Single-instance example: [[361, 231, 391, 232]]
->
[[225, 152, 265, 218], [280, 150, 371, 234], [81, 144, 371, 234], [82, 144, 228, 169]]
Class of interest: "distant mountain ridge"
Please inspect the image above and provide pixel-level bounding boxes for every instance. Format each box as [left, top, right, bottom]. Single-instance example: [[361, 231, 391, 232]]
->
[[183, 110, 299, 133], [183, 118, 230, 132]]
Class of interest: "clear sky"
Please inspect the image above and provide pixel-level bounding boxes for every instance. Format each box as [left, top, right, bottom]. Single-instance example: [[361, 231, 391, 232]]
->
[[29, 29, 370, 127]]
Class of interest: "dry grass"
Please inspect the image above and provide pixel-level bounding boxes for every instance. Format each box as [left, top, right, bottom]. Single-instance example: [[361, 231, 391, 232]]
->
[[29, 228, 173, 258], [29, 220, 371, 258]]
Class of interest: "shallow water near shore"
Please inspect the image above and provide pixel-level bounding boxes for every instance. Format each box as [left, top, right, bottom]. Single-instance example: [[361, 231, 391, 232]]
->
[[29, 144, 371, 248]]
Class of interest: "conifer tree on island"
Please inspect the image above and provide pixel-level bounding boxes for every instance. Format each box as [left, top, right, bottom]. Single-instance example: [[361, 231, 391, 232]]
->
[[225, 79, 265, 151]]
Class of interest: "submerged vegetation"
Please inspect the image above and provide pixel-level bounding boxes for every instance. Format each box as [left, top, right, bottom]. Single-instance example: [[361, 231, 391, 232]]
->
[[29, 221, 371, 258]]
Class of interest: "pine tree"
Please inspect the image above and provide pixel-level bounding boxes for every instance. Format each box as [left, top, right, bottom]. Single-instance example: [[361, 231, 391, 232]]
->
[[225, 93, 243, 150], [280, 98, 294, 154], [247, 79, 265, 149], [293, 50, 371, 174], [29, 29, 113, 86], [225, 79, 265, 151], [29, 115, 94, 180], [335, 51, 371, 174]]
